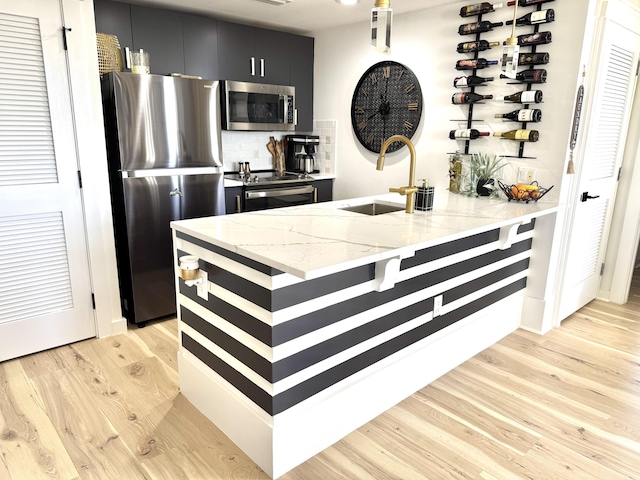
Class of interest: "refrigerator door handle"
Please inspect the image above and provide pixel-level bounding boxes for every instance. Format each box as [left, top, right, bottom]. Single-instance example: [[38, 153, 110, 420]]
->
[[121, 167, 224, 178], [169, 188, 183, 197]]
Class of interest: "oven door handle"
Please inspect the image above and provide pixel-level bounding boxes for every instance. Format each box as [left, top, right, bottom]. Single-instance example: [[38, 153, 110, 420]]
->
[[245, 185, 314, 199]]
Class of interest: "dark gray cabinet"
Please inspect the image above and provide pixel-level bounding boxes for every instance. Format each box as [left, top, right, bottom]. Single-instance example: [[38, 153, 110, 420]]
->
[[314, 179, 333, 203], [290, 35, 314, 132], [130, 5, 184, 75], [183, 14, 218, 80], [255, 29, 290, 85], [216, 22, 255, 82], [94, 0, 133, 54], [217, 21, 290, 85], [94, 0, 314, 130], [225, 186, 243, 214]]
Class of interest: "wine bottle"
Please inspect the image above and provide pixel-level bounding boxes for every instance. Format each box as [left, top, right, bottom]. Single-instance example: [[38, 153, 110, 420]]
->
[[500, 69, 547, 83], [452, 92, 494, 104], [506, 9, 555, 25], [498, 90, 543, 103], [494, 108, 542, 122], [455, 58, 499, 70], [449, 150, 463, 192], [493, 129, 539, 142], [457, 40, 501, 53], [459, 2, 504, 17], [453, 75, 494, 88], [513, 31, 552, 46], [449, 129, 491, 139], [507, 0, 554, 6], [458, 21, 504, 35], [518, 52, 549, 65]]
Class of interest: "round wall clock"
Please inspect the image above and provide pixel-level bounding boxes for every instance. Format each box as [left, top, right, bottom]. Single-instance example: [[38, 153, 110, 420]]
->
[[350, 60, 423, 153]]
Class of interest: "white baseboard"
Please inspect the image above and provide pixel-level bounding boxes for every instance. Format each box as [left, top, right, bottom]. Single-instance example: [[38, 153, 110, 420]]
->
[[110, 316, 127, 336]]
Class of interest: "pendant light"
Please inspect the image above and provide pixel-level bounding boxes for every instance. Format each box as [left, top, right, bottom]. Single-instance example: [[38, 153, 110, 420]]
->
[[371, 0, 392, 54], [501, 2, 519, 78]]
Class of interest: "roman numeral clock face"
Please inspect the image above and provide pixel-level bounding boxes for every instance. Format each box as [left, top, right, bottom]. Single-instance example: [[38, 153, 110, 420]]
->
[[351, 61, 423, 153]]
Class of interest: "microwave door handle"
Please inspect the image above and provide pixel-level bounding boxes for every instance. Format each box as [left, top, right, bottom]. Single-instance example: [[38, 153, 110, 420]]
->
[[245, 185, 314, 199], [282, 95, 289, 122]]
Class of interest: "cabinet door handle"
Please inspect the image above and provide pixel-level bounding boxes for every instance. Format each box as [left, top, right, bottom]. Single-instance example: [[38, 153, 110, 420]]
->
[[235, 195, 241, 213], [260, 58, 265, 77], [294, 109, 298, 126], [124, 46, 131, 69], [313, 187, 318, 203], [250, 57, 255, 76]]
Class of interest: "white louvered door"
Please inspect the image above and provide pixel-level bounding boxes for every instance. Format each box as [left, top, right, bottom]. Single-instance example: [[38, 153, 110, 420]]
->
[[558, 19, 640, 321], [0, 0, 95, 361]]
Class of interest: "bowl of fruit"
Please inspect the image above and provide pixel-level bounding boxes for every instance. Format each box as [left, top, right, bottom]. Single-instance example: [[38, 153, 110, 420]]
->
[[498, 180, 553, 203]]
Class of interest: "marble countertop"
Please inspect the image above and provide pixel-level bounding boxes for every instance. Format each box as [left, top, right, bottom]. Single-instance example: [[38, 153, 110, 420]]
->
[[223, 178, 243, 188], [171, 191, 561, 280]]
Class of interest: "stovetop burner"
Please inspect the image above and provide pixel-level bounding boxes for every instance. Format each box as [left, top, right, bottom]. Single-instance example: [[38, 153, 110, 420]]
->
[[226, 171, 314, 186]]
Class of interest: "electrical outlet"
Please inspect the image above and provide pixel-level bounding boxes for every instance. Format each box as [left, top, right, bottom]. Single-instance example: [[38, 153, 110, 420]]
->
[[433, 295, 443, 317], [196, 270, 208, 300], [517, 167, 536, 184], [526, 168, 536, 183]]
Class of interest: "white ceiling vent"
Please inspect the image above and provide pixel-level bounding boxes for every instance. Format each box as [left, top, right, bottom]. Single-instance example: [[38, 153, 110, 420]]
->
[[254, 0, 293, 5]]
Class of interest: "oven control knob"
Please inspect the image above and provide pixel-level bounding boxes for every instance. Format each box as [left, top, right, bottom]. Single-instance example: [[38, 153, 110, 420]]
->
[[253, 175, 259, 182]]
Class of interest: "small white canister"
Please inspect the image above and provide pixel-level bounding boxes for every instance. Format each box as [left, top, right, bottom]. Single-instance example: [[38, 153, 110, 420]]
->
[[179, 255, 200, 280]]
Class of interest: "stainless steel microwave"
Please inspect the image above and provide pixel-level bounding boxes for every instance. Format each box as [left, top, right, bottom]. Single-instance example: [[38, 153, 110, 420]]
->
[[221, 80, 295, 131]]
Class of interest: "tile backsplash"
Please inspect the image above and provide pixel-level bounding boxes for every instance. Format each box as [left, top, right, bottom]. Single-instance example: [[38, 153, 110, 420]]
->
[[221, 120, 336, 175], [314, 120, 336, 175]]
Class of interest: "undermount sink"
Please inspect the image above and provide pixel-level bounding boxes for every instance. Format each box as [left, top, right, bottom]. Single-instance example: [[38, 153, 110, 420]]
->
[[340, 202, 405, 216]]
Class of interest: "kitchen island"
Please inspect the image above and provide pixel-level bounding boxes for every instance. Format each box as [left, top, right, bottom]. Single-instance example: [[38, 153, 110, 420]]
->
[[170, 191, 561, 478]]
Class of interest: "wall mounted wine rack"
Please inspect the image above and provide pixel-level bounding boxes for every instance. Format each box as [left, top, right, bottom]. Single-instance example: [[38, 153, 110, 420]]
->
[[504, 1, 550, 159], [452, 1, 554, 160], [454, 11, 489, 156]]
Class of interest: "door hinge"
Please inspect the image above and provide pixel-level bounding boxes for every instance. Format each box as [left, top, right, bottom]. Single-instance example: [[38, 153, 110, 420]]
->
[[77, 170, 82, 188], [600, 263, 605, 276], [617, 167, 622, 182], [91, 293, 96, 309], [62, 26, 72, 51]]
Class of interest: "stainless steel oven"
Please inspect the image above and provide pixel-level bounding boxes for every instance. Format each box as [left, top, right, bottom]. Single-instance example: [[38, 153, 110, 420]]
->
[[226, 172, 317, 212], [245, 184, 316, 211]]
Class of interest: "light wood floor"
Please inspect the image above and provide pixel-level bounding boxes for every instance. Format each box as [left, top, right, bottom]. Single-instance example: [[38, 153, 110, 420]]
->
[[1, 278, 639, 480]]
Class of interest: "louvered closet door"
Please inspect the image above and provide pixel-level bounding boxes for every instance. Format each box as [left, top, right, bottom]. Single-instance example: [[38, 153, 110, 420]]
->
[[0, 0, 95, 361], [558, 19, 640, 321]]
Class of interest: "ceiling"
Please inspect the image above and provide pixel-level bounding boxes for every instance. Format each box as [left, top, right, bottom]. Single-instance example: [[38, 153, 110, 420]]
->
[[122, 0, 450, 35]]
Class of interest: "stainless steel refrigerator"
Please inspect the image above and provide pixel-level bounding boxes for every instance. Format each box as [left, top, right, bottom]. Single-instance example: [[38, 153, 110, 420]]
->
[[102, 72, 225, 326]]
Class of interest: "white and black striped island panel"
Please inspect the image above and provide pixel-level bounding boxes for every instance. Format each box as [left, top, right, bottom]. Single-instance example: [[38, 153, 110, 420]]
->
[[174, 219, 534, 418]]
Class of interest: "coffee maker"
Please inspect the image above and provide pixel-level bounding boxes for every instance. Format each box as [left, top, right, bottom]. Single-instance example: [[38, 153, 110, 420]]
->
[[285, 135, 320, 174]]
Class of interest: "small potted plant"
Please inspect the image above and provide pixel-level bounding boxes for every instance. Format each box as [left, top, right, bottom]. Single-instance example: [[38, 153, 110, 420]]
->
[[466, 153, 508, 197]]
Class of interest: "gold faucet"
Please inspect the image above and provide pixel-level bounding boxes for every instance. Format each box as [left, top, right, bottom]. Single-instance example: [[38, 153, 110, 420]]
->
[[377, 135, 418, 213]]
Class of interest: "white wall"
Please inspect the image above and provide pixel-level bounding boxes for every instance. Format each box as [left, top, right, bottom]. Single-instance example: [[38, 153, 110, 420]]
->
[[312, 0, 592, 203]]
